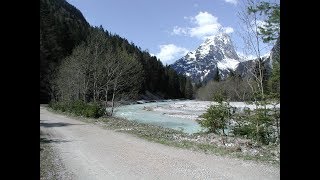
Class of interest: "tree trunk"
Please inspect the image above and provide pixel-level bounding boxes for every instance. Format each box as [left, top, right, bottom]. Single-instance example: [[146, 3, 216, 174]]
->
[[256, 122, 259, 141], [110, 78, 118, 116], [96, 91, 100, 102], [276, 117, 280, 143], [105, 86, 109, 107], [111, 90, 116, 116], [93, 79, 97, 103], [275, 105, 280, 143]]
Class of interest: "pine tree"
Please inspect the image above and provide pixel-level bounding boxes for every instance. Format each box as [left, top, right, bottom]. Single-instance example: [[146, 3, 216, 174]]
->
[[251, 2, 280, 43], [213, 69, 221, 82], [185, 78, 193, 99]]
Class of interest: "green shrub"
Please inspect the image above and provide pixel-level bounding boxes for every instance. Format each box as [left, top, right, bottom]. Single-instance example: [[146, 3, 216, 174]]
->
[[233, 124, 254, 137], [198, 91, 232, 135], [233, 107, 275, 145], [49, 101, 68, 112], [199, 103, 230, 135], [49, 101, 105, 118], [69, 100, 86, 116], [82, 102, 105, 118]]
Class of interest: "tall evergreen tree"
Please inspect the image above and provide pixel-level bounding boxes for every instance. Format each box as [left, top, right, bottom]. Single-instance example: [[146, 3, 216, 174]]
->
[[249, 1, 280, 43], [185, 78, 194, 99], [213, 69, 221, 82]]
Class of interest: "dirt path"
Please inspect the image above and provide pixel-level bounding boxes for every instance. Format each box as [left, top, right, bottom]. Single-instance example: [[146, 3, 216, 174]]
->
[[40, 106, 279, 180]]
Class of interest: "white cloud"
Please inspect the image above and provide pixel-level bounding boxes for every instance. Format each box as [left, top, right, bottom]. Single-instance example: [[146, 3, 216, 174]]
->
[[172, 11, 234, 40], [192, 11, 218, 26], [171, 26, 188, 36], [223, 27, 234, 34], [189, 24, 221, 39], [183, 16, 189, 20], [224, 0, 238, 5], [155, 44, 189, 65]]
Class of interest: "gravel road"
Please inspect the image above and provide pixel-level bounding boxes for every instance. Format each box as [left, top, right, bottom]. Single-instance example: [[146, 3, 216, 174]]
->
[[40, 106, 279, 180]]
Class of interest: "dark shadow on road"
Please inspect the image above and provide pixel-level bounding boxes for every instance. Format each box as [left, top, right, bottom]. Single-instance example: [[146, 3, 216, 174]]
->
[[40, 137, 71, 151], [40, 120, 85, 128], [40, 137, 70, 144]]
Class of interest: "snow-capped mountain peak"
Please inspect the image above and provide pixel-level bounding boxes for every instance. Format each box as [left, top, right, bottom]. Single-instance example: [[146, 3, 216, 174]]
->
[[171, 33, 240, 83]]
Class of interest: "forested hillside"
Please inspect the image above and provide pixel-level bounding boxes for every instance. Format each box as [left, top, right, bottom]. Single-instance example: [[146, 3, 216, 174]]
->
[[40, 0, 90, 103], [99, 31, 193, 100], [40, 0, 192, 103]]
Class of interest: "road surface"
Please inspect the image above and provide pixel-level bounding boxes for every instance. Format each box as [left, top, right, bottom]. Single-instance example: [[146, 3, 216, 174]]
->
[[40, 106, 279, 180]]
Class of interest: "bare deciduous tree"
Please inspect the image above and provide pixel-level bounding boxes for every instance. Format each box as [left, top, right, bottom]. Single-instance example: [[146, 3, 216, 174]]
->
[[237, 0, 272, 102], [109, 51, 143, 116], [54, 28, 144, 117]]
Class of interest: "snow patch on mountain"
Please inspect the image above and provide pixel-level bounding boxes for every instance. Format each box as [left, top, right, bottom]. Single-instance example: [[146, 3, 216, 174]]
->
[[217, 58, 239, 70]]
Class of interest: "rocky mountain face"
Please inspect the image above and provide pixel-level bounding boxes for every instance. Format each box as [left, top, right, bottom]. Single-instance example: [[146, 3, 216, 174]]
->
[[236, 38, 279, 79], [235, 56, 271, 78], [171, 33, 276, 84], [171, 33, 241, 83]]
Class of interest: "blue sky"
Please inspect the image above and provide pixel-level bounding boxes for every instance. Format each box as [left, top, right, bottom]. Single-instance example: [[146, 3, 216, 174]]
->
[[67, 0, 278, 65]]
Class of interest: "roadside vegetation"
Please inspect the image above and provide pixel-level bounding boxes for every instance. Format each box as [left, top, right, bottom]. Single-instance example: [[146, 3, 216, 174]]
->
[[49, 100, 105, 118]]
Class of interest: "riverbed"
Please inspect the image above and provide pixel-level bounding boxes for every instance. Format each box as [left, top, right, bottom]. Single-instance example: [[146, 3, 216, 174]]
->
[[112, 100, 280, 134]]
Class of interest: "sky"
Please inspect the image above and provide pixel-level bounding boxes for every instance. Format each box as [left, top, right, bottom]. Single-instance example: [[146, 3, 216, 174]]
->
[[67, 0, 278, 65]]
